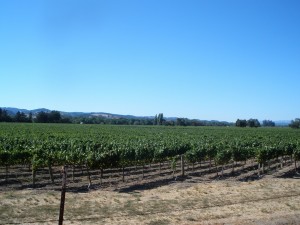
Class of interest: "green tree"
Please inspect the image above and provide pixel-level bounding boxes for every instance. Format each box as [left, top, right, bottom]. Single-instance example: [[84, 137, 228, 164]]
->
[[49, 111, 62, 123], [35, 111, 49, 123], [289, 118, 300, 128], [0, 108, 12, 122], [247, 119, 260, 128], [15, 111, 28, 122], [262, 120, 275, 127], [28, 112, 33, 123], [153, 114, 158, 125], [176, 118, 186, 126], [157, 113, 164, 125], [235, 119, 247, 127]]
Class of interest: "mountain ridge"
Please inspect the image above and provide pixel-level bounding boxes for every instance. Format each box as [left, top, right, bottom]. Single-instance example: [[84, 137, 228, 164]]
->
[[1, 107, 291, 125], [2, 107, 160, 120]]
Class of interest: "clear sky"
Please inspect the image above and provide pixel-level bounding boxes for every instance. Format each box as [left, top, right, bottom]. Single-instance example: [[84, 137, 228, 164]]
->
[[1, 0, 299, 122]]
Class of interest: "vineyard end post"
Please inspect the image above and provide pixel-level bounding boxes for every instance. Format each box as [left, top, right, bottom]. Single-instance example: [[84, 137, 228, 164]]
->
[[58, 165, 67, 225]]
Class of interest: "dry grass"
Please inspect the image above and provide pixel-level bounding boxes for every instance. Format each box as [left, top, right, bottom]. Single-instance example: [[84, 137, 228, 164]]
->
[[1, 178, 300, 225]]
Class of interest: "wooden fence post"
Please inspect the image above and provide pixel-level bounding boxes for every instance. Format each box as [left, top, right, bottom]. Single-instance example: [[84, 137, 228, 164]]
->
[[59, 166, 67, 225], [181, 155, 185, 177]]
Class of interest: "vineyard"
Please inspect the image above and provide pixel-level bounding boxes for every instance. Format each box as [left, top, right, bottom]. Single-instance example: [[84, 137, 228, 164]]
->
[[0, 123, 300, 190]]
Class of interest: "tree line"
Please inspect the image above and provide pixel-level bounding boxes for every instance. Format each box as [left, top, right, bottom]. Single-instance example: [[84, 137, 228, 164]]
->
[[0, 109, 232, 126], [0, 108, 70, 123], [235, 119, 261, 127], [175, 118, 232, 126], [0, 108, 32, 123], [235, 119, 278, 127], [1, 108, 298, 128]]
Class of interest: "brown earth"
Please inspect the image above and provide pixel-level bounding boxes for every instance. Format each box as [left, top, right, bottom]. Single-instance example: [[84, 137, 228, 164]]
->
[[1, 160, 300, 225]]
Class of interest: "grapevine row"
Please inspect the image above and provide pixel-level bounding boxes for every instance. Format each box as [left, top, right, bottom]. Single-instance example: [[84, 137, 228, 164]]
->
[[0, 124, 299, 186]]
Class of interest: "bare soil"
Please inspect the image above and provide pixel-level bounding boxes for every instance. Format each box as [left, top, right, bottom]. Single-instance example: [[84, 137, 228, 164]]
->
[[1, 159, 300, 225]]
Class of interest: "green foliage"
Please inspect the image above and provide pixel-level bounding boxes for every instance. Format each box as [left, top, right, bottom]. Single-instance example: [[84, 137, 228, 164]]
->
[[289, 118, 300, 129], [231, 141, 248, 162], [35, 111, 70, 123], [247, 119, 261, 128], [294, 144, 300, 161], [236, 119, 247, 127], [236, 118, 260, 127], [0, 124, 299, 174], [0, 108, 13, 122], [215, 148, 232, 166], [262, 120, 275, 127]]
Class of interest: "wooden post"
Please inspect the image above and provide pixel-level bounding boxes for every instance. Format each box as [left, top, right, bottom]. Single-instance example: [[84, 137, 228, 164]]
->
[[59, 166, 67, 225], [222, 165, 224, 177], [86, 166, 92, 188], [32, 168, 36, 188], [181, 155, 185, 177], [159, 162, 161, 175], [142, 164, 145, 179], [258, 162, 260, 176], [48, 163, 54, 184], [72, 165, 75, 182], [81, 165, 84, 175], [100, 168, 103, 184], [5, 165, 8, 184]]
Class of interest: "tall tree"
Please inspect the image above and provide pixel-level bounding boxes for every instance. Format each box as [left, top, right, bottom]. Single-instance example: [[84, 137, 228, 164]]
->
[[289, 118, 300, 128], [153, 114, 158, 125], [28, 112, 33, 123], [35, 111, 49, 123], [247, 119, 260, 128], [157, 113, 164, 125], [176, 118, 186, 126], [262, 120, 275, 127], [235, 119, 247, 127], [49, 111, 62, 123], [0, 109, 12, 122], [14, 111, 28, 122]]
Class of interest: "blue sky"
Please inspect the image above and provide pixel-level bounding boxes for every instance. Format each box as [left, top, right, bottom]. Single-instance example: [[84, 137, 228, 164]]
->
[[0, 0, 299, 122]]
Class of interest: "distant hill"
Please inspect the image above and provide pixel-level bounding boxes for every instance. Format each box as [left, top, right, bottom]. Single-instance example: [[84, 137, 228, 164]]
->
[[3, 107, 51, 115], [1, 107, 225, 123], [2, 107, 156, 120], [3, 107, 30, 115], [1, 107, 290, 126]]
